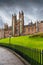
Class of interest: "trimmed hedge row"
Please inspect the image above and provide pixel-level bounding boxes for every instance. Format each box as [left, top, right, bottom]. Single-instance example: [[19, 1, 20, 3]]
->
[[29, 32, 43, 37]]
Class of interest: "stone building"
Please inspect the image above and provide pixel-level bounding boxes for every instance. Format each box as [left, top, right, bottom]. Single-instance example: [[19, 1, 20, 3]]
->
[[12, 11, 24, 36], [0, 29, 4, 38], [4, 24, 12, 38], [23, 23, 36, 35], [11, 11, 43, 37], [0, 11, 43, 38], [12, 11, 37, 36], [36, 21, 43, 32]]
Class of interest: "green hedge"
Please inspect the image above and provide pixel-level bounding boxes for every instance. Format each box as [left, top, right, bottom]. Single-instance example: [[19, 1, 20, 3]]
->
[[29, 32, 43, 38]]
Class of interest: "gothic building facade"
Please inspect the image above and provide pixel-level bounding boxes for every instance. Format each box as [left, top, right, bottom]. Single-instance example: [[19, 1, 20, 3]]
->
[[12, 11, 24, 36], [0, 11, 43, 38], [12, 11, 37, 37]]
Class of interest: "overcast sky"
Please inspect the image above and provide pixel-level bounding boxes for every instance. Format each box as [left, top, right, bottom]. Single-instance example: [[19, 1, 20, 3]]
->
[[0, 0, 43, 28]]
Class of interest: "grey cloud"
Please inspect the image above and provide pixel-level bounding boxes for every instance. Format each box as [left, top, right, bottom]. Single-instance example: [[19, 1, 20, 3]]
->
[[0, 0, 43, 27], [0, 0, 43, 7], [0, 17, 4, 28]]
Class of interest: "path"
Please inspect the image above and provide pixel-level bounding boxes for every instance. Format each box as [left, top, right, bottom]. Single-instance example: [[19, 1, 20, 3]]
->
[[0, 47, 29, 65]]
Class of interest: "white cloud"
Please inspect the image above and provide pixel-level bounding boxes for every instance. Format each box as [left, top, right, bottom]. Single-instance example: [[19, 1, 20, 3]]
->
[[0, 10, 11, 26], [0, 6, 23, 26], [0, 4, 43, 27], [24, 14, 37, 25]]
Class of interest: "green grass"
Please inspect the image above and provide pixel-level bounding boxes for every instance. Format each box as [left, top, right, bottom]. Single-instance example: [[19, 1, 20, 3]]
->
[[0, 35, 43, 64], [0, 36, 43, 49]]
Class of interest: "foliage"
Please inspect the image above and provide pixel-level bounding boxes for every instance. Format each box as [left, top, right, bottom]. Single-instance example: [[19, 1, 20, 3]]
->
[[0, 35, 43, 64], [0, 35, 43, 49], [29, 32, 43, 37]]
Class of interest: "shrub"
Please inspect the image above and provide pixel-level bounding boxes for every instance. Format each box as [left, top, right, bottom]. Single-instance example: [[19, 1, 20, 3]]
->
[[29, 32, 43, 38]]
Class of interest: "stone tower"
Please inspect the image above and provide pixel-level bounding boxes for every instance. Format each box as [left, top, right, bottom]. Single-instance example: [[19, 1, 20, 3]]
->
[[4, 23, 8, 30], [19, 11, 24, 35], [12, 14, 17, 36]]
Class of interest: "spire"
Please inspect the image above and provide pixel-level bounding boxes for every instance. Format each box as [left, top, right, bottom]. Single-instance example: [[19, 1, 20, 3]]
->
[[19, 11, 20, 14], [12, 14, 13, 16], [21, 10, 24, 15], [31, 20, 33, 25], [14, 13, 16, 16]]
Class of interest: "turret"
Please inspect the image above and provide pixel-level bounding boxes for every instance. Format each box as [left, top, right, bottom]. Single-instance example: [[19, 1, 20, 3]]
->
[[4, 23, 8, 30], [12, 13, 17, 36], [19, 11, 24, 35]]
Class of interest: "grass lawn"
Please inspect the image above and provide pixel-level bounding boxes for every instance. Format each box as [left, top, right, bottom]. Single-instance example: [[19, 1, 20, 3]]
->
[[0, 35, 43, 64], [0, 35, 43, 49]]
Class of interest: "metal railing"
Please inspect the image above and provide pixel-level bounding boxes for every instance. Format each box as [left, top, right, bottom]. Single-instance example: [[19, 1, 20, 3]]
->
[[0, 43, 43, 65]]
